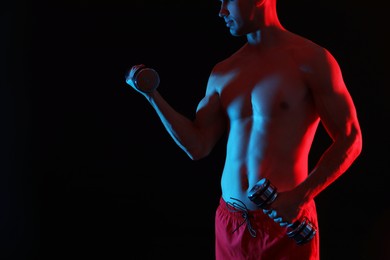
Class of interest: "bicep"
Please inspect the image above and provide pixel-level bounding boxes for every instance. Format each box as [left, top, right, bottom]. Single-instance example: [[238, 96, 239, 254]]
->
[[194, 91, 227, 148], [309, 49, 360, 140]]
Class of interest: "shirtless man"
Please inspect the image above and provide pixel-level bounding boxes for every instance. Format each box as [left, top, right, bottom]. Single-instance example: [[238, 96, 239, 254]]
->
[[125, 0, 362, 259]]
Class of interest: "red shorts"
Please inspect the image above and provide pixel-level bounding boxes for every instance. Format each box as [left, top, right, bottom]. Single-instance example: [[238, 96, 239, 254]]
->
[[215, 197, 319, 260]]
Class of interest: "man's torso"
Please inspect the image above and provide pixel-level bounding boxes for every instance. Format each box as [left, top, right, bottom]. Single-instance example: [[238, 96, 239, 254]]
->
[[210, 37, 322, 209]]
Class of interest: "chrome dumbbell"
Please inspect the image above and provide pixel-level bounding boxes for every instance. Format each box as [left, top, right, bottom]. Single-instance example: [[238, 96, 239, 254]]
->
[[248, 178, 317, 245], [125, 64, 160, 93]]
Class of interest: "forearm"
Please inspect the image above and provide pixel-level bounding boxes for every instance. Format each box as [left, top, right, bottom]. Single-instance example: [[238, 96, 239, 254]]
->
[[144, 91, 203, 159], [296, 131, 363, 203]]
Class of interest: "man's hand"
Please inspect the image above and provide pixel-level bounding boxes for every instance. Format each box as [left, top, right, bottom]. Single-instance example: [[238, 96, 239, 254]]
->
[[263, 190, 307, 227], [125, 64, 160, 94]]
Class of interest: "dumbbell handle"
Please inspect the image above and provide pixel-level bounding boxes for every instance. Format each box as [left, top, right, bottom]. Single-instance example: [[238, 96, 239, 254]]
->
[[248, 178, 317, 245]]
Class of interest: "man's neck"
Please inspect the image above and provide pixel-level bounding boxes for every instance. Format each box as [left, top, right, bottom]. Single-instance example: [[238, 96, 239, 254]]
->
[[246, 25, 285, 47]]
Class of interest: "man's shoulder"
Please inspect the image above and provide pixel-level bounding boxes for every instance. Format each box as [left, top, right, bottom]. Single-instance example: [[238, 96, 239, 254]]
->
[[285, 33, 334, 68], [211, 51, 241, 73], [285, 32, 326, 57]]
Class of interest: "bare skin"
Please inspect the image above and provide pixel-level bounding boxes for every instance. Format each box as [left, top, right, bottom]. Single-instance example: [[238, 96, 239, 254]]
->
[[127, 0, 362, 229]]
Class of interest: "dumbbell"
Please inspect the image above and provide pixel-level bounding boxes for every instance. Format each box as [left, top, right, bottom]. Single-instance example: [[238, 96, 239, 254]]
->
[[248, 178, 317, 245], [125, 64, 160, 93]]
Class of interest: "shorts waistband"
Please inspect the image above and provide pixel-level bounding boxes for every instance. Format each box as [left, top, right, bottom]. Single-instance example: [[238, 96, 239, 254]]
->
[[218, 197, 267, 218]]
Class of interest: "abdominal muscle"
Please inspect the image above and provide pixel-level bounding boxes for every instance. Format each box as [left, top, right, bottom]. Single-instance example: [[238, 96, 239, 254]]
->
[[220, 116, 314, 211]]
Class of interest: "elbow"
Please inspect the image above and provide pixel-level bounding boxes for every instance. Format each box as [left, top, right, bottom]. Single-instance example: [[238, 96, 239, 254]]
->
[[188, 154, 203, 161], [348, 126, 363, 160], [182, 130, 221, 160], [354, 131, 363, 159], [185, 146, 212, 161]]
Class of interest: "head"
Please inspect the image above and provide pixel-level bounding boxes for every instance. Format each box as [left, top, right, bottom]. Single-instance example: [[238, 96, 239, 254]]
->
[[218, 0, 280, 36]]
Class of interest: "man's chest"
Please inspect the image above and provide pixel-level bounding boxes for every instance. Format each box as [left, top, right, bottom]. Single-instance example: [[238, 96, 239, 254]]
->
[[216, 62, 308, 119]]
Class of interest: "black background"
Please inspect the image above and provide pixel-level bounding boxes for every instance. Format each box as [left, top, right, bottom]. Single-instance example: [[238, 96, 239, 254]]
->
[[1, 0, 389, 259]]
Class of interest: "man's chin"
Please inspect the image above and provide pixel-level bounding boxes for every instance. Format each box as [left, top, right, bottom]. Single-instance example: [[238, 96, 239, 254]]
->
[[229, 27, 245, 37], [230, 31, 243, 37]]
